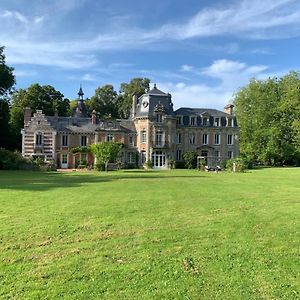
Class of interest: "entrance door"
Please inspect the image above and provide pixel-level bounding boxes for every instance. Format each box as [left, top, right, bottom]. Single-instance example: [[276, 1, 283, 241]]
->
[[61, 153, 68, 169], [152, 151, 166, 168]]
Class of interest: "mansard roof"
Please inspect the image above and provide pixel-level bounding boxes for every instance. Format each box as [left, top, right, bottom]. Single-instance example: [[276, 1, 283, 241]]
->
[[146, 84, 169, 96], [175, 107, 232, 117]]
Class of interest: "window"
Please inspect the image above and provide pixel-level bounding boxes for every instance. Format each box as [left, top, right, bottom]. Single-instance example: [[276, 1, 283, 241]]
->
[[141, 151, 146, 164], [141, 130, 146, 143], [155, 130, 163, 146], [202, 118, 208, 126], [176, 150, 182, 161], [129, 135, 134, 146], [227, 134, 233, 145], [227, 118, 233, 127], [202, 133, 208, 145], [62, 154, 68, 164], [81, 135, 87, 146], [189, 133, 195, 144], [35, 133, 43, 146], [214, 133, 220, 145], [156, 114, 163, 123], [62, 135, 68, 146], [215, 150, 220, 158], [106, 133, 114, 142], [177, 116, 182, 125], [190, 117, 196, 126], [176, 133, 182, 144], [214, 118, 220, 126], [228, 151, 233, 159], [127, 152, 135, 164]]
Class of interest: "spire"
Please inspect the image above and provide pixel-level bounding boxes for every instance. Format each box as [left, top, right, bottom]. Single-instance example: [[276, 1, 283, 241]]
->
[[74, 85, 87, 117], [78, 84, 84, 100]]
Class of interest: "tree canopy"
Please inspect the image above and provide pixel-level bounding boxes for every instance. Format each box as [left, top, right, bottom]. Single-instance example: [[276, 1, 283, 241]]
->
[[118, 78, 150, 118], [90, 85, 118, 118], [90, 141, 123, 171], [234, 71, 300, 166], [9, 84, 69, 149], [0, 46, 15, 149]]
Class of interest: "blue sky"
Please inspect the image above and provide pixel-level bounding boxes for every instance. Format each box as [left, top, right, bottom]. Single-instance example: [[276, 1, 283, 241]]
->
[[1, 0, 300, 110]]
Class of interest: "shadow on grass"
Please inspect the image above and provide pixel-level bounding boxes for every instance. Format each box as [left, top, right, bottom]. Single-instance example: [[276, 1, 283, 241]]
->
[[0, 170, 207, 192]]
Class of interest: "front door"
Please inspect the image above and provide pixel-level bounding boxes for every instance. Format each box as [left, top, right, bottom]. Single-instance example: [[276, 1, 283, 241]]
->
[[61, 153, 68, 169], [152, 151, 166, 168]]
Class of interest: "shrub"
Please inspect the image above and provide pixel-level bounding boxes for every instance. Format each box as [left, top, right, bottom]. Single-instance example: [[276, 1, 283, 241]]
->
[[144, 160, 153, 169], [226, 157, 247, 172], [0, 148, 27, 170], [175, 161, 186, 169], [183, 151, 198, 169]]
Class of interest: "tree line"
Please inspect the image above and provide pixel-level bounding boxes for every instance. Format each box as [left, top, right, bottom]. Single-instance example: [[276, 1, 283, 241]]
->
[[1, 46, 300, 166], [0, 47, 150, 150], [233, 71, 300, 166]]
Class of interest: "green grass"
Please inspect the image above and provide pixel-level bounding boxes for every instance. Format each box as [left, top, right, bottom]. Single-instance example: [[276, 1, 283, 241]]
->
[[0, 168, 299, 299]]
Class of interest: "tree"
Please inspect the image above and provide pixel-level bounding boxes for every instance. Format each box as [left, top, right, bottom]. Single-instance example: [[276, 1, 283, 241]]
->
[[90, 85, 118, 118], [0, 46, 15, 149], [90, 141, 123, 171], [0, 46, 15, 97], [9, 84, 69, 149], [118, 78, 150, 118], [234, 71, 300, 166]]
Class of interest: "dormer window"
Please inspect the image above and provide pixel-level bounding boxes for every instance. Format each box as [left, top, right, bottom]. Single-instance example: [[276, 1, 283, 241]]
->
[[156, 114, 163, 123], [214, 118, 220, 127], [227, 118, 233, 127], [190, 117, 196, 126], [177, 116, 182, 125], [106, 133, 114, 142], [203, 118, 208, 126]]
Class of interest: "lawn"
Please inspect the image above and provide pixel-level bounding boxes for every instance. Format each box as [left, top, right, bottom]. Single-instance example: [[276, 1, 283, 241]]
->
[[0, 168, 299, 299]]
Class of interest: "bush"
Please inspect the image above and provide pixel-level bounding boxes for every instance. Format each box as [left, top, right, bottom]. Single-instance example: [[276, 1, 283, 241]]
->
[[0, 148, 28, 170], [183, 151, 198, 169], [175, 161, 186, 169], [144, 160, 153, 169], [94, 162, 105, 171], [226, 157, 247, 172]]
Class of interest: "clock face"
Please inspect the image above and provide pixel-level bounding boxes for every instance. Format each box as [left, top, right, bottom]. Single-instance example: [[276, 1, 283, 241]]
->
[[142, 100, 149, 108]]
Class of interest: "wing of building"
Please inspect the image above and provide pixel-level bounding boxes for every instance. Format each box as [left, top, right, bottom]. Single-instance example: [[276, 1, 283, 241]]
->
[[21, 85, 239, 169]]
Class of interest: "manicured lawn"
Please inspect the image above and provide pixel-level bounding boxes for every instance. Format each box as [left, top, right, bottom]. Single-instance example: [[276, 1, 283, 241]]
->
[[0, 168, 299, 299]]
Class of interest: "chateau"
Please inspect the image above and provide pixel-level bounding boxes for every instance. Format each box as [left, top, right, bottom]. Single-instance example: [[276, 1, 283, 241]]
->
[[21, 85, 239, 169]]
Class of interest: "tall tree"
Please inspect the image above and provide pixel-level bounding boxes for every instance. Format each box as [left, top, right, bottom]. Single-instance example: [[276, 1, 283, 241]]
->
[[90, 85, 118, 118], [234, 71, 300, 165], [10, 84, 69, 149], [118, 78, 150, 118], [0, 46, 15, 149]]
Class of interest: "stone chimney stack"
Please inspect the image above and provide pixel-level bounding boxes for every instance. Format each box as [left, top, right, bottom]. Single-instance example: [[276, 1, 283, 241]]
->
[[91, 110, 97, 124], [132, 94, 137, 118], [224, 104, 234, 115], [24, 107, 32, 126]]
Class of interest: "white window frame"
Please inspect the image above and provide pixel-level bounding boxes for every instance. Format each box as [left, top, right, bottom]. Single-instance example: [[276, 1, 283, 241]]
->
[[61, 135, 68, 147], [202, 133, 208, 145], [106, 133, 114, 142], [35, 133, 43, 146], [141, 130, 146, 143], [214, 133, 220, 145], [227, 134, 233, 145], [189, 133, 195, 144], [190, 116, 196, 126], [176, 149, 182, 161], [80, 135, 87, 147]]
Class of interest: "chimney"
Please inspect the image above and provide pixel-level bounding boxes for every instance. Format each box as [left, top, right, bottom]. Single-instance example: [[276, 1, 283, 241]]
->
[[132, 94, 137, 118], [91, 110, 97, 124], [24, 107, 32, 126], [224, 104, 234, 115]]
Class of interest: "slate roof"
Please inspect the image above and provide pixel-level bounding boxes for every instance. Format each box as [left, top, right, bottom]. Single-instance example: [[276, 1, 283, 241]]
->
[[147, 85, 169, 96], [175, 107, 232, 117], [47, 116, 98, 133]]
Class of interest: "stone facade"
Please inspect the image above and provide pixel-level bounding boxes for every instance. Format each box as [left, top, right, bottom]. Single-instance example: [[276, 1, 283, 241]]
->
[[21, 86, 239, 169]]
